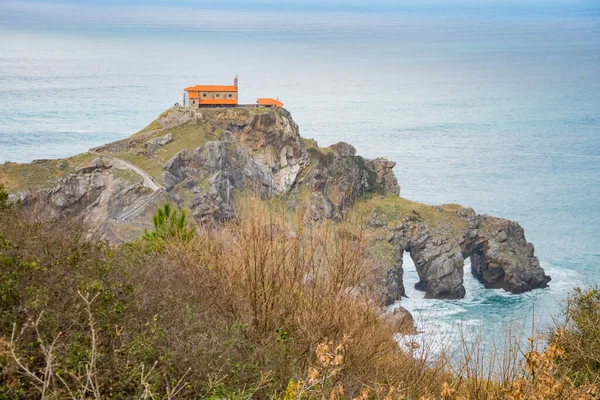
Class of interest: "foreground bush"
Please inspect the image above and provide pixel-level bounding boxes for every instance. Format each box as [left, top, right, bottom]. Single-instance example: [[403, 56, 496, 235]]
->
[[549, 287, 600, 386], [0, 189, 598, 399], [0, 196, 426, 399]]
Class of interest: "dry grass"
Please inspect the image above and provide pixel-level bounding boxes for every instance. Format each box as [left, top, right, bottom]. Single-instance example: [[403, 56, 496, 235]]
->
[[0, 193, 598, 399], [0, 195, 425, 398], [151, 195, 428, 396]]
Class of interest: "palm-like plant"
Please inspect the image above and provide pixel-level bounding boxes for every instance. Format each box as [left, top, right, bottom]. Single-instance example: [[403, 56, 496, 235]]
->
[[143, 203, 195, 242]]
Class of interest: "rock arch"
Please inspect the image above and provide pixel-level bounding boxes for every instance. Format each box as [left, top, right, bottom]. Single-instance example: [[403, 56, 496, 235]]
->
[[385, 209, 550, 302]]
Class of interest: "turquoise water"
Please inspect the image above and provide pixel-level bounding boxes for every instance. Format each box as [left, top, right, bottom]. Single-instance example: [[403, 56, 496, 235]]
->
[[1, 1, 599, 351]]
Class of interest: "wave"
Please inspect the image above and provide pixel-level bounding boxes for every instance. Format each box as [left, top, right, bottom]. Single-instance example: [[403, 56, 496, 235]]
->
[[557, 152, 600, 159], [514, 151, 600, 159], [393, 258, 585, 363]]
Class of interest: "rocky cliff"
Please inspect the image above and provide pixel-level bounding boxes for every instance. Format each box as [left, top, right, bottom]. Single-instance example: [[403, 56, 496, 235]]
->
[[0, 106, 550, 301], [386, 208, 550, 300]]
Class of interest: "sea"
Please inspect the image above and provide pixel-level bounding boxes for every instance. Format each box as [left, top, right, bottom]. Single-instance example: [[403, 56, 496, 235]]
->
[[1, 0, 599, 360]]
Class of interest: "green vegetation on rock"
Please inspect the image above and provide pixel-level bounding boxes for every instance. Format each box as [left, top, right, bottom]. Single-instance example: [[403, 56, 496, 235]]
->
[[113, 122, 221, 183], [0, 153, 93, 192], [351, 193, 467, 234]]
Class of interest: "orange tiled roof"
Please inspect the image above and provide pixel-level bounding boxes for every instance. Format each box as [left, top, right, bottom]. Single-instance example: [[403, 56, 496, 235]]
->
[[257, 98, 284, 108], [188, 91, 199, 99], [185, 85, 238, 92]]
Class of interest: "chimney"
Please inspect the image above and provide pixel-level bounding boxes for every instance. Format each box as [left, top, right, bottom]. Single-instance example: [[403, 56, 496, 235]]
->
[[234, 75, 238, 87]]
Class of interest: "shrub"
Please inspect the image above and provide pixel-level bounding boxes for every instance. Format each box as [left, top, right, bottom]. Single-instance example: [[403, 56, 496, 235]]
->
[[549, 286, 600, 386], [0, 196, 416, 398], [143, 203, 195, 243], [0, 183, 11, 212], [1, 193, 598, 399]]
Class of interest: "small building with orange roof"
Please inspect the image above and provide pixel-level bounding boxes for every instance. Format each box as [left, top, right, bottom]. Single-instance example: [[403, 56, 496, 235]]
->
[[184, 76, 239, 108], [183, 76, 284, 109], [257, 98, 284, 108]]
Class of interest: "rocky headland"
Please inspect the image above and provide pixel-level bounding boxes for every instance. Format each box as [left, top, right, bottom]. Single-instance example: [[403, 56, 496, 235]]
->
[[0, 106, 550, 303]]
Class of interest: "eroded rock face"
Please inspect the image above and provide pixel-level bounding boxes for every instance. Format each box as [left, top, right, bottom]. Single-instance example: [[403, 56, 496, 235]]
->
[[467, 215, 550, 294], [161, 109, 399, 223], [368, 158, 401, 195], [388, 215, 466, 300], [17, 158, 153, 230], [385, 261, 406, 305], [386, 209, 551, 300]]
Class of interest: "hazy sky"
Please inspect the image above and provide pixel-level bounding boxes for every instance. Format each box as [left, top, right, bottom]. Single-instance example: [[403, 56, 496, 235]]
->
[[2, 0, 598, 36], [3, 0, 598, 9]]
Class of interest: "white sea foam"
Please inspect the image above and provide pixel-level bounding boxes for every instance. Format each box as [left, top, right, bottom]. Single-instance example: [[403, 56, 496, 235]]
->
[[394, 254, 586, 364]]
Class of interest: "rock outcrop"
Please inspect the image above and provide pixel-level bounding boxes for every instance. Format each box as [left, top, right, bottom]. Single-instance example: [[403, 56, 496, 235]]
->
[[145, 133, 173, 157], [468, 214, 550, 294], [1, 106, 550, 303], [380, 306, 417, 334], [386, 208, 550, 301], [159, 108, 399, 223], [14, 158, 153, 229]]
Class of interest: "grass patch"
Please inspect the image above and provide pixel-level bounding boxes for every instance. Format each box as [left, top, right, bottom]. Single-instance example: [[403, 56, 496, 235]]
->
[[0, 153, 93, 192], [137, 118, 161, 134], [252, 106, 275, 114], [114, 122, 221, 183], [300, 137, 318, 149], [305, 145, 335, 167], [349, 193, 467, 235], [111, 166, 144, 184]]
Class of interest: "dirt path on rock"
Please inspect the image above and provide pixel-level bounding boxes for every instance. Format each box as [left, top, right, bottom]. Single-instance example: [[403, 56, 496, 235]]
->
[[89, 151, 161, 191], [89, 151, 164, 221]]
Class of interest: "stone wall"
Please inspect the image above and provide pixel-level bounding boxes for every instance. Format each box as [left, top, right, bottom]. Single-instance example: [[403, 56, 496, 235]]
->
[[198, 91, 238, 101]]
